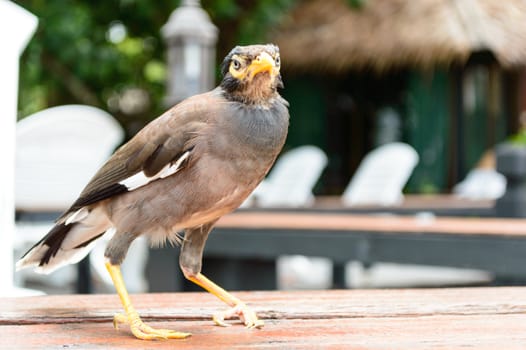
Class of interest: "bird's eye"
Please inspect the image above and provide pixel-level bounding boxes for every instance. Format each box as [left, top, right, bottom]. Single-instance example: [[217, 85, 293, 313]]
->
[[275, 56, 281, 67], [231, 59, 241, 70]]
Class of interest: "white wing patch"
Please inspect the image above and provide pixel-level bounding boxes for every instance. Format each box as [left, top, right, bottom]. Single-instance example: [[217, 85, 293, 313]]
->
[[119, 150, 191, 191], [65, 207, 89, 225]]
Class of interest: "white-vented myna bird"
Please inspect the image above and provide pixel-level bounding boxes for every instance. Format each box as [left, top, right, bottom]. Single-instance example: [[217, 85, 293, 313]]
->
[[17, 44, 289, 340]]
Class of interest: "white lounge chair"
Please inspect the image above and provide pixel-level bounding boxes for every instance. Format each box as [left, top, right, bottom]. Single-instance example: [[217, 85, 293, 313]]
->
[[13, 105, 150, 292], [342, 142, 419, 206], [336, 143, 488, 289], [454, 169, 506, 200], [245, 145, 328, 207], [15, 105, 124, 211]]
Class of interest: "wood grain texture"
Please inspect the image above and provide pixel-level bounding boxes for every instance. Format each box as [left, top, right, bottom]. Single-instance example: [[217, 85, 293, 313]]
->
[[217, 212, 526, 237], [1, 288, 525, 349], [313, 194, 493, 210]]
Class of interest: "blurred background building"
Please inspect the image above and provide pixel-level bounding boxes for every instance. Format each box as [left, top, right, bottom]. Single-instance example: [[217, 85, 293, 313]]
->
[[14, 0, 526, 197], [273, 0, 526, 195]]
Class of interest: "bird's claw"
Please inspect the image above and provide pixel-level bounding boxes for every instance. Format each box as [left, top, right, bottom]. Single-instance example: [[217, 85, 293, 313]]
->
[[113, 312, 191, 340], [212, 303, 264, 329]]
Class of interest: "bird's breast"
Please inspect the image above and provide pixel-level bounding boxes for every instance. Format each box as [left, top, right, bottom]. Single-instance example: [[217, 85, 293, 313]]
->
[[227, 99, 289, 154]]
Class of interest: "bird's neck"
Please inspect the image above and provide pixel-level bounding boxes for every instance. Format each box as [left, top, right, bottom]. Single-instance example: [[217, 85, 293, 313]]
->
[[220, 75, 279, 106]]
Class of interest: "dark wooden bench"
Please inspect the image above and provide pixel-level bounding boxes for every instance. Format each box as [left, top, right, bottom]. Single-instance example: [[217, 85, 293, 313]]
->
[[147, 211, 526, 291]]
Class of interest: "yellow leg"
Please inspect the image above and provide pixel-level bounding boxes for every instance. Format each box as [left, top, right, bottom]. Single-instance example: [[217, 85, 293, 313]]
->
[[105, 261, 191, 340], [187, 272, 264, 328]]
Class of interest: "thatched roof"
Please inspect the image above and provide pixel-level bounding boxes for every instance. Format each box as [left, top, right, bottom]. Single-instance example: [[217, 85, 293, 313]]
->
[[272, 0, 526, 72]]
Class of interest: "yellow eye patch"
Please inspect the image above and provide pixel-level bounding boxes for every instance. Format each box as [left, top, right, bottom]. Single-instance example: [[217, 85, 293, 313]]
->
[[229, 54, 246, 79]]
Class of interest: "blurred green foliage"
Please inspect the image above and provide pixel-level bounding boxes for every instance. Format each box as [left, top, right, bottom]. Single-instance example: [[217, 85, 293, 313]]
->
[[509, 130, 526, 145], [15, 0, 296, 136]]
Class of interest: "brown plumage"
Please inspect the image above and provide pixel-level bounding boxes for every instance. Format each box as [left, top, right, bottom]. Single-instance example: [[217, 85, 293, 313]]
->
[[17, 44, 288, 340]]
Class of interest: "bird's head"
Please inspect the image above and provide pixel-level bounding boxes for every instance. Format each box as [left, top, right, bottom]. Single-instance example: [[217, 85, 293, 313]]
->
[[220, 44, 283, 105]]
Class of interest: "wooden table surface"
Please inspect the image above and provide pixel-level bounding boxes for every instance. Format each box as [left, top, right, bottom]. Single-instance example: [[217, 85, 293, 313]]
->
[[312, 194, 494, 211], [217, 211, 526, 237], [1, 287, 525, 349]]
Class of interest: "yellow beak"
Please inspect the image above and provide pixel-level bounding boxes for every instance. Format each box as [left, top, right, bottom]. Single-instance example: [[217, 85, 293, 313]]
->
[[248, 52, 277, 80]]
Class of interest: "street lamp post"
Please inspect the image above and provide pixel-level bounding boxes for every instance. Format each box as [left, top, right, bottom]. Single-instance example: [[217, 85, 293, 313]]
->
[[162, 0, 218, 106]]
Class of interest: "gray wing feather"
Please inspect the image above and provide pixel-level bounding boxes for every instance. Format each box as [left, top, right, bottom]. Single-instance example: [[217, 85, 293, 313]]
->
[[57, 93, 220, 222]]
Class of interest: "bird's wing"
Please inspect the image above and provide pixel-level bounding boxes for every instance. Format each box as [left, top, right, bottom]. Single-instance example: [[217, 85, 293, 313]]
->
[[58, 94, 218, 222]]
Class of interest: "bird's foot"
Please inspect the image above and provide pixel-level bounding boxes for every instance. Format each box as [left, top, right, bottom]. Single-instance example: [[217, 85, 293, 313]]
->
[[113, 312, 191, 340], [213, 302, 264, 329]]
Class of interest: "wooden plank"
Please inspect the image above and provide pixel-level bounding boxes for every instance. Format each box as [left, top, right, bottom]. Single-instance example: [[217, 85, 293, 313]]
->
[[217, 212, 526, 237], [1, 314, 526, 349], [314, 194, 494, 210], [1, 288, 525, 325]]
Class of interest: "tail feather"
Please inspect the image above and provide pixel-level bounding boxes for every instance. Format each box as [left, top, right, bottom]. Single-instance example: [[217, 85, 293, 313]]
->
[[27, 223, 74, 266], [16, 207, 111, 274]]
